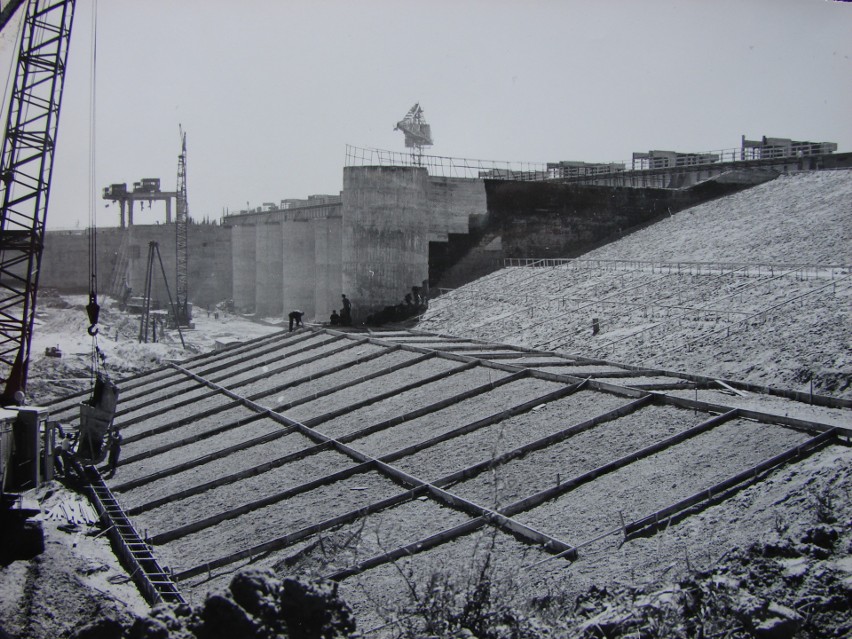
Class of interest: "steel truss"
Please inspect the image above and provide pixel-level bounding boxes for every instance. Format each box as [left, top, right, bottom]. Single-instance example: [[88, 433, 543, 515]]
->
[[0, 0, 76, 401]]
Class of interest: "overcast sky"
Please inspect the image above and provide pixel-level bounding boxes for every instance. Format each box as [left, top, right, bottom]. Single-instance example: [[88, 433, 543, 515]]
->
[[1, 0, 850, 230]]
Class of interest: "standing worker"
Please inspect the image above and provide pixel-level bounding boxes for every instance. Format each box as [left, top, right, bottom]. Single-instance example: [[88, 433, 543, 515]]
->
[[288, 310, 305, 331], [341, 294, 352, 326], [105, 429, 122, 478]]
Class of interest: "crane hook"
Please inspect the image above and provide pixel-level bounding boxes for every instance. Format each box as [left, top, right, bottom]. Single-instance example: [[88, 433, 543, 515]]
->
[[86, 292, 100, 337]]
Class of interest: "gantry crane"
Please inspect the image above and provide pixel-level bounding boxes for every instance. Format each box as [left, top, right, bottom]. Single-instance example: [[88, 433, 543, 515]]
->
[[0, 0, 76, 405]]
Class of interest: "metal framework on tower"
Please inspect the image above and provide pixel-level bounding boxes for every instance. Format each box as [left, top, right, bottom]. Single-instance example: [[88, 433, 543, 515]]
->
[[0, 0, 76, 402], [174, 128, 190, 326], [394, 103, 433, 166]]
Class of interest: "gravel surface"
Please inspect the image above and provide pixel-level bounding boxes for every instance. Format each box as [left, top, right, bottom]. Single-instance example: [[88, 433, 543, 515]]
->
[[225, 342, 388, 394], [316, 365, 514, 439], [134, 449, 356, 535], [278, 357, 462, 423], [157, 471, 404, 571], [391, 390, 631, 482], [180, 498, 474, 600], [116, 380, 213, 423], [117, 393, 237, 437], [555, 444, 852, 604], [118, 374, 199, 408], [185, 333, 329, 375], [254, 349, 423, 407], [116, 429, 317, 509], [516, 419, 811, 545], [112, 415, 282, 484], [419, 172, 852, 398], [452, 403, 710, 508], [121, 404, 260, 454], [350, 377, 566, 458]]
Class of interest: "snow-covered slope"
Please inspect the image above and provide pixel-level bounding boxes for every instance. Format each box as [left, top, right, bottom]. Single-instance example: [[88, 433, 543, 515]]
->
[[419, 170, 852, 398]]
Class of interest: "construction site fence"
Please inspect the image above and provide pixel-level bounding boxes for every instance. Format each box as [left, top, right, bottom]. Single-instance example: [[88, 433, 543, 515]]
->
[[502, 258, 849, 280]]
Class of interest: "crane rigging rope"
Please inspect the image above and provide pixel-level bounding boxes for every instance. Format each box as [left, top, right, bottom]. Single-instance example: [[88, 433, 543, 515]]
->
[[84, 0, 106, 382]]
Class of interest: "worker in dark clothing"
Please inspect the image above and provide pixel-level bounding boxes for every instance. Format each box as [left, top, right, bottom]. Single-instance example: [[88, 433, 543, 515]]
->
[[106, 430, 122, 478], [329, 310, 340, 325], [288, 310, 305, 331], [340, 294, 352, 326]]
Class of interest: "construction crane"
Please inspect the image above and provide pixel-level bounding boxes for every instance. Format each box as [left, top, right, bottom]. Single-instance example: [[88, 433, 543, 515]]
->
[[394, 103, 433, 165], [0, 0, 76, 405], [174, 127, 191, 326]]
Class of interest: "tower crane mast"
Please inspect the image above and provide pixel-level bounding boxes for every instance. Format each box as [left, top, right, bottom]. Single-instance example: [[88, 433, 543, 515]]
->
[[174, 128, 190, 326]]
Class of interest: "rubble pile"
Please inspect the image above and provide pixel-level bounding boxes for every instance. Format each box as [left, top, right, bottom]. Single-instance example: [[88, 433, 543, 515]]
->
[[69, 570, 357, 639]]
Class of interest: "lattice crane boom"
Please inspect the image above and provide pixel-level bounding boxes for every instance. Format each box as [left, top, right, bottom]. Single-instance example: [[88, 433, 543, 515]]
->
[[174, 128, 190, 325], [0, 0, 76, 404]]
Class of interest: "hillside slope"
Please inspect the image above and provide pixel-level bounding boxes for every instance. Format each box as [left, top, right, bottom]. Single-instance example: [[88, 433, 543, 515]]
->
[[419, 170, 852, 398]]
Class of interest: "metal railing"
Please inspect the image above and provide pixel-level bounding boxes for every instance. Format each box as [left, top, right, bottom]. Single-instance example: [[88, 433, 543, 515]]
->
[[345, 145, 549, 180], [345, 143, 843, 183], [503, 258, 849, 280]]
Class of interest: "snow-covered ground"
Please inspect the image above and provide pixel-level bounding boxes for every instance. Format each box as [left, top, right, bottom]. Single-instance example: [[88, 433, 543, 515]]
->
[[420, 170, 852, 399], [26, 292, 282, 405]]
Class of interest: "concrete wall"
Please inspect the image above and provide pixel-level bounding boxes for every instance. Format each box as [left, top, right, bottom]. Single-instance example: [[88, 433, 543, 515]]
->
[[481, 178, 761, 260], [426, 176, 487, 241], [255, 221, 283, 317], [281, 219, 316, 319], [231, 223, 257, 312], [342, 166, 431, 321], [41, 224, 231, 310], [314, 216, 342, 321]]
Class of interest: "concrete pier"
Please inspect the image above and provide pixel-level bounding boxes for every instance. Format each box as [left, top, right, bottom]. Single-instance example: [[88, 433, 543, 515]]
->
[[341, 166, 431, 322]]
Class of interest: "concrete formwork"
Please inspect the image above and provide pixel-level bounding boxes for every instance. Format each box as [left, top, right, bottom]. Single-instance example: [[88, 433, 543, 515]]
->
[[231, 223, 257, 312], [282, 218, 316, 320], [342, 166, 431, 322]]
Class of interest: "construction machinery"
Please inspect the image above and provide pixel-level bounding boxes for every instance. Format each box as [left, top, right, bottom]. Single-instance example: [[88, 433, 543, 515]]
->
[[174, 128, 191, 326], [1, 0, 120, 506], [0, 0, 76, 406], [103, 130, 193, 328], [394, 103, 433, 165]]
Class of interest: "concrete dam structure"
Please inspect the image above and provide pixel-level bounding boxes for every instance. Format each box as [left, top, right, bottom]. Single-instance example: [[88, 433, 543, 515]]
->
[[42, 157, 842, 323]]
